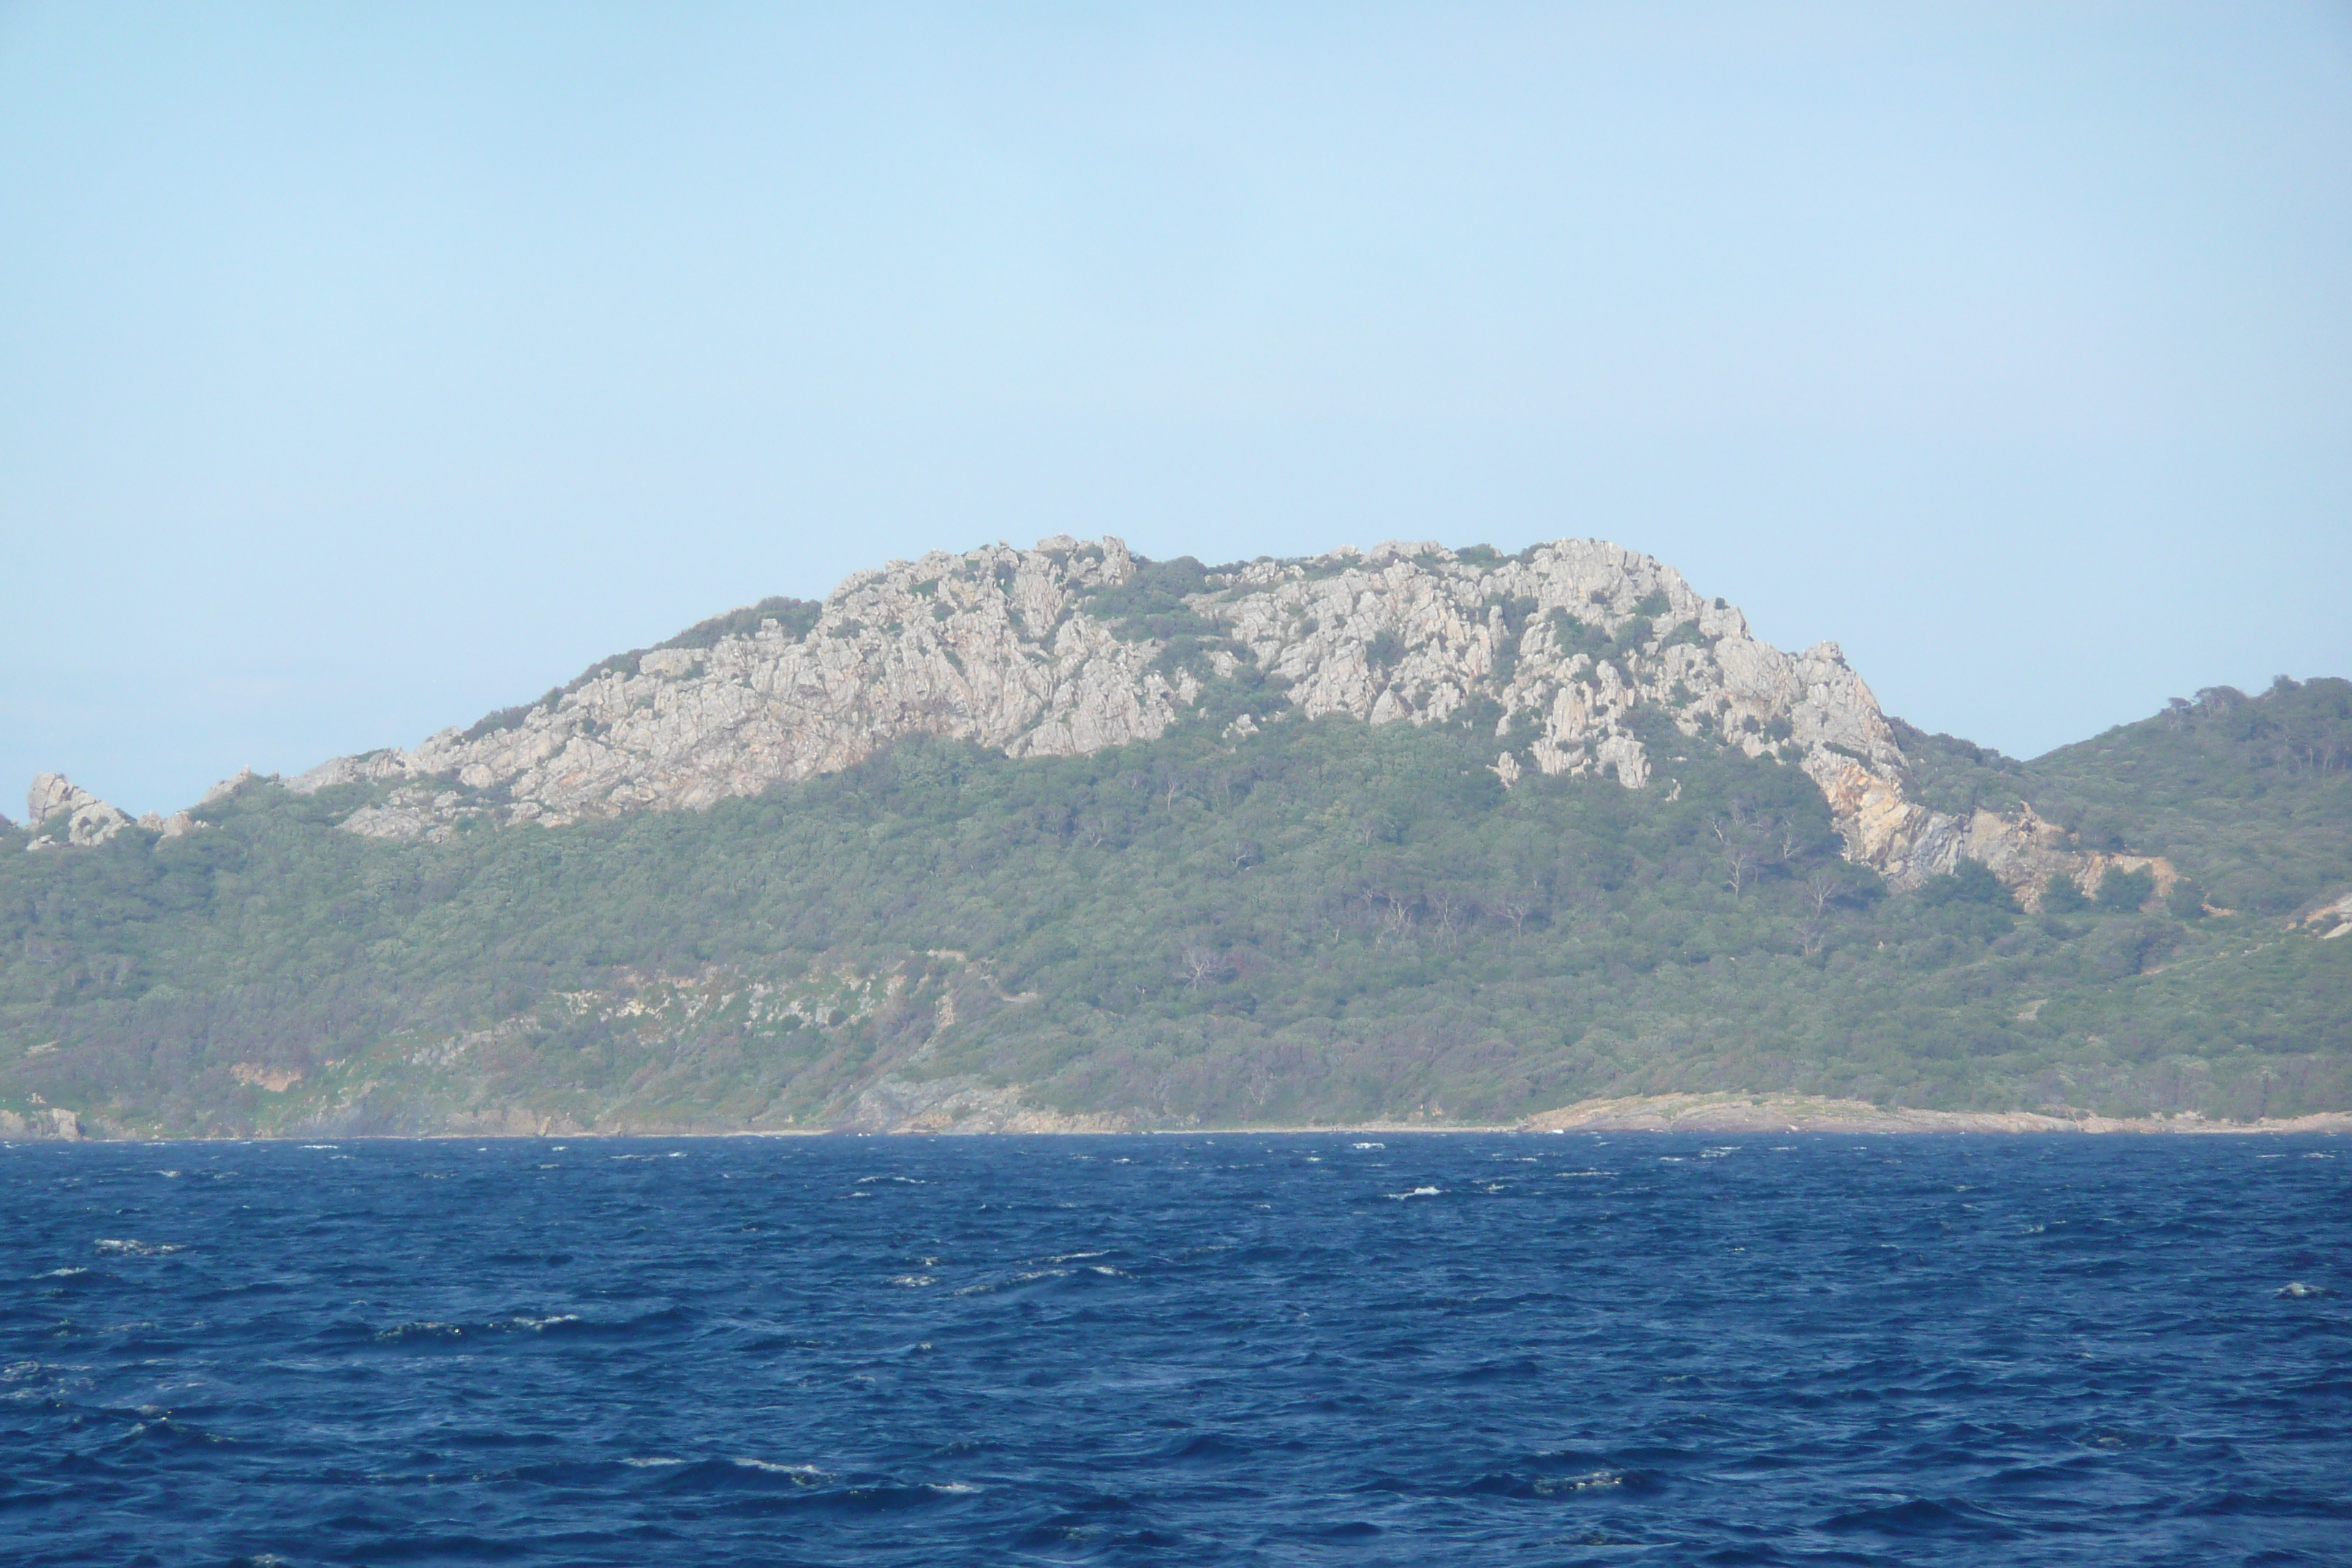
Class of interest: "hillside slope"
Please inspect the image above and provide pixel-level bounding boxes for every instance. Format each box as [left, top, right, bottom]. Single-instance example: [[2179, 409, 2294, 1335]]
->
[[31, 537, 2149, 905], [4, 665, 2345, 1137], [2026, 678, 2352, 917]]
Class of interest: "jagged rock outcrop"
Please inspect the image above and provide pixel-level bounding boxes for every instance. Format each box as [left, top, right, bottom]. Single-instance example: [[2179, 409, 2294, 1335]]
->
[[0, 1107, 83, 1140], [171, 533, 2122, 896], [2301, 892, 2352, 938], [20, 773, 201, 851], [24, 774, 134, 850], [199, 769, 259, 807], [306, 536, 1186, 840]]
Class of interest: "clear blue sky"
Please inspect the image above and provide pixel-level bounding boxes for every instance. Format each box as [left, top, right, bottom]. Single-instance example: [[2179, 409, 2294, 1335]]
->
[[4, 3, 2348, 816]]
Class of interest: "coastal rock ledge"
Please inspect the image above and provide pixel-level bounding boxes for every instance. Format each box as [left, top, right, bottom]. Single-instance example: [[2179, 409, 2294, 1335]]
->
[[1518, 1093, 2352, 1136]]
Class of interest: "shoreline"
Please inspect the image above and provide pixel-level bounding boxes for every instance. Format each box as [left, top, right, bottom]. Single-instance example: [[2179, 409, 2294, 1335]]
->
[[7, 1093, 2349, 1142], [1509, 1093, 2352, 1137]]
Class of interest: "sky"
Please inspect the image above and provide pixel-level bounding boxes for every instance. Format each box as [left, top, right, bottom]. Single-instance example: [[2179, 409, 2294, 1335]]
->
[[3, 3, 2348, 817]]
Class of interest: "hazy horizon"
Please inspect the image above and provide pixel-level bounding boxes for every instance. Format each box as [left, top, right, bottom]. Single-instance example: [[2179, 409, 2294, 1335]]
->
[[6, 4, 2348, 815]]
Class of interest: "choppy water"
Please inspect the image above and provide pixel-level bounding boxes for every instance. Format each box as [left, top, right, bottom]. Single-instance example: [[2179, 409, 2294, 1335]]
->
[[2, 1133, 2347, 1566]]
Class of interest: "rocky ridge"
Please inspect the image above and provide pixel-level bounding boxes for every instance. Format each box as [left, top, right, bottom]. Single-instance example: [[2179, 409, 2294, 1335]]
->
[[33, 536, 2148, 903], [20, 774, 199, 851]]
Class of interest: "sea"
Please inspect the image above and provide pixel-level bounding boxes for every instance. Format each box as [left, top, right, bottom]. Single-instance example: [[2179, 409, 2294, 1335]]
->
[[1, 1132, 2345, 1566]]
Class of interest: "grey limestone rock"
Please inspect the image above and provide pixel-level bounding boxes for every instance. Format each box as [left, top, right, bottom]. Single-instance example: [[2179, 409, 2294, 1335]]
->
[[0, 1107, 83, 1140], [279, 534, 2122, 893], [20, 772, 218, 852], [23, 773, 134, 851], [200, 768, 263, 805]]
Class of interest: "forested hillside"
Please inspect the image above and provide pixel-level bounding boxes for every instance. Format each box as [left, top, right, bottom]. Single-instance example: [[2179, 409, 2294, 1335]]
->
[[4, 679, 2345, 1137], [2025, 677, 2352, 916]]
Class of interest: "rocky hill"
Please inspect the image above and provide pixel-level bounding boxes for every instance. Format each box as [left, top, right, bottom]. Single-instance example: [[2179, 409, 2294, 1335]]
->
[[7, 538, 2342, 1140], [34, 536, 2156, 908]]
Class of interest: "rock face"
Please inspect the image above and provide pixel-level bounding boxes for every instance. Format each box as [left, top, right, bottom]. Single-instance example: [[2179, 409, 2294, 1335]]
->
[[2302, 892, 2352, 938], [20, 774, 200, 851], [31, 533, 2119, 897], [0, 1107, 83, 1140], [305, 536, 1183, 840], [24, 774, 135, 850]]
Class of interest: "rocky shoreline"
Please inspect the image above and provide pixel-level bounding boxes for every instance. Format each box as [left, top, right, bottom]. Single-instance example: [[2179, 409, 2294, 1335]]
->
[[8, 1093, 2346, 1142], [1514, 1093, 2352, 1136]]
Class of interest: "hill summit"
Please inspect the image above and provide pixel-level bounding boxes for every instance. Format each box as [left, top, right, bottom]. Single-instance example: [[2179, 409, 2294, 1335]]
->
[[113, 535, 2149, 907]]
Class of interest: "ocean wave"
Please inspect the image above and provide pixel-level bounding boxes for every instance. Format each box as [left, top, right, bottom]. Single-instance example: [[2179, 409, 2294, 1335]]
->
[[953, 1269, 1069, 1296], [374, 1320, 467, 1342], [1821, 1494, 2017, 1538], [6, 1133, 2343, 1564]]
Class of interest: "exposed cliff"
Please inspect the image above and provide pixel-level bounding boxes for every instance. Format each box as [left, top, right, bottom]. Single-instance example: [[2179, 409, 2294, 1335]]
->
[[266, 535, 2127, 900]]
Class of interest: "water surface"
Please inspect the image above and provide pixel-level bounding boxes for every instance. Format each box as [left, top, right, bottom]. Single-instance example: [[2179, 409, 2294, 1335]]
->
[[3, 1133, 2345, 1565]]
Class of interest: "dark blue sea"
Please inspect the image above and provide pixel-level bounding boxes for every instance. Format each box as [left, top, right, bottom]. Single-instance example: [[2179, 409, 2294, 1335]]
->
[[3, 1134, 2346, 1566]]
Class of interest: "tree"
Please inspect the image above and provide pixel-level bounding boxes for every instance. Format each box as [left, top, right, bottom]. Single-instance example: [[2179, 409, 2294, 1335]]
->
[[1177, 943, 1222, 990], [1709, 813, 1768, 893], [1495, 891, 1538, 936], [1427, 889, 1468, 949], [1802, 872, 1839, 918], [2097, 865, 2157, 913], [2043, 874, 2090, 914]]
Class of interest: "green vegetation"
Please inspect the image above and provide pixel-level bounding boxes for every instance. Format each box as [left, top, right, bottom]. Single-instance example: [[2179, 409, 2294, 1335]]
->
[[2, 675, 2345, 1136], [1885, 719, 2032, 819], [1077, 556, 1244, 676], [1896, 679, 2352, 916], [657, 595, 823, 649], [2043, 874, 2090, 915], [2023, 677, 2352, 916]]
